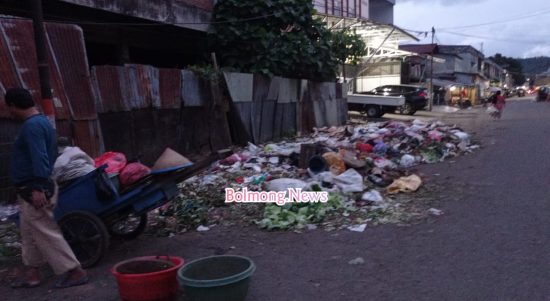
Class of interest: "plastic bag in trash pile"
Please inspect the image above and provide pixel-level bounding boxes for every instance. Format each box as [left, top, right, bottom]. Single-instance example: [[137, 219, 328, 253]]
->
[[386, 174, 422, 194]]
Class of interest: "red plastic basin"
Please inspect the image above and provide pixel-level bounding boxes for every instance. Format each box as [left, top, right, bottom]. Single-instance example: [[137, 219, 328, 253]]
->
[[111, 256, 184, 301]]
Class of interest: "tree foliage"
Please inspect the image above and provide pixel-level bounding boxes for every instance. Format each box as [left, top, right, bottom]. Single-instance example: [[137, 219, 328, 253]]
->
[[209, 0, 366, 81], [517, 56, 550, 76], [489, 53, 525, 85]]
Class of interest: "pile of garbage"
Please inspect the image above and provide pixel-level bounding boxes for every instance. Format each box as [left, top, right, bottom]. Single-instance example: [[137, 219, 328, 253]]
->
[[155, 119, 477, 233]]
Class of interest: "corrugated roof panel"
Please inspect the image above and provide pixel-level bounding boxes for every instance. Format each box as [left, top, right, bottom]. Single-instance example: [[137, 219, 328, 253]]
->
[[92, 66, 129, 112], [0, 18, 41, 111], [45, 33, 71, 120], [0, 22, 24, 118], [73, 120, 103, 158], [45, 23, 97, 120], [159, 68, 182, 109], [125, 64, 160, 109]]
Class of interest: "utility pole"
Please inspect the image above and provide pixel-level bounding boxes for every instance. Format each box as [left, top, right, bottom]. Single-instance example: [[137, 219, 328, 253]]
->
[[429, 27, 435, 111], [31, 0, 55, 127]]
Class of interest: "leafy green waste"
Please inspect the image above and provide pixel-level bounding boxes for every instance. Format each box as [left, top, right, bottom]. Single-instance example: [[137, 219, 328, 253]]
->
[[256, 193, 343, 230]]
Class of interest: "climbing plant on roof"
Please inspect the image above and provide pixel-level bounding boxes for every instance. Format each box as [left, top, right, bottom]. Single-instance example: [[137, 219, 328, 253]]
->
[[210, 0, 366, 81]]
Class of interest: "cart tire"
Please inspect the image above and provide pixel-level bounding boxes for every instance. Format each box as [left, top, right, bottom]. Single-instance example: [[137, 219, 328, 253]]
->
[[58, 211, 109, 268], [108, 213, 148, 240]]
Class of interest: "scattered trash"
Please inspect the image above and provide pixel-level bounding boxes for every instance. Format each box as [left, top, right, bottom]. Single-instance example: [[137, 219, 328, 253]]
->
[[196, 225, 210, 232], [147, 119, 476, 233], [399, 154, 416, 168], [428, 208, 444, 216], [322, 152, 346, 175], [362, 190, 384, 203], [387, 175, 423, 194], [348, 257, 365, 265], [307, 224, 318, 230], [347, 224, 367, 232], [266, 178, 308, 192], [334, 169, 364, 194]]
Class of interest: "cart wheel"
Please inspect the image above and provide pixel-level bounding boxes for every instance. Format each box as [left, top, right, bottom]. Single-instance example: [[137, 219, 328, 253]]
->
[[58, 211, 109, 268], [109, 213, 148, 240]]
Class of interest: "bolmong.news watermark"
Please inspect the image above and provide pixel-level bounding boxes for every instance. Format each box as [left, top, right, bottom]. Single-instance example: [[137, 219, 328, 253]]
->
[[225, 188, 328, 206]]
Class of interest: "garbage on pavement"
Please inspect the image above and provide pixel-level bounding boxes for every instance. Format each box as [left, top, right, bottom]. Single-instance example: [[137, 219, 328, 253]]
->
[[386, 175, 423, 194], [152, 119, 477, 234]]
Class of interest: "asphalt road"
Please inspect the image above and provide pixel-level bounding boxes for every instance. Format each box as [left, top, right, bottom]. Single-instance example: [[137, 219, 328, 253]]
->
[[2, 98, 549, 301]]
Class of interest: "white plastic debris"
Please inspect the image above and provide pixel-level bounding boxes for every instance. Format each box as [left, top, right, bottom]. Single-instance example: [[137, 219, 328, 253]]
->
[[451, 131, 470, 144], [268, 157, 280, 164], [201, 175, 220, 185], [428, 208, 444, 216], [307, 224, 318, 230], [347, 224, 367, 232], [266, 178, 308, 191], [399, 154, 416, 168], [247, 142, 260, 154], [197, 225, 210, 232], [374, 158, 396, 169], [348, 257, 365, 265], [362, 190, 384, 203], [334, 169, 364, 194]]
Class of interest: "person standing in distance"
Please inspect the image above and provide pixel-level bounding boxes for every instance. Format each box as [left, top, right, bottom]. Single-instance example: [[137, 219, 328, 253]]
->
[[5, 88, 88, 289]]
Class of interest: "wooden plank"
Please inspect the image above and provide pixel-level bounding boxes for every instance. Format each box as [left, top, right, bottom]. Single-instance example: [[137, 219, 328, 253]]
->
[[281, 103, 297, 137], [233, 102, 252, 139], [260, 100, 276, 142], [272, 102, 284, 140]]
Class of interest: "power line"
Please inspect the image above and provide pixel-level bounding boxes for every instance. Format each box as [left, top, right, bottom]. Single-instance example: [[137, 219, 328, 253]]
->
[[438, 29, 548, 45], [439, 7, 550, 30]]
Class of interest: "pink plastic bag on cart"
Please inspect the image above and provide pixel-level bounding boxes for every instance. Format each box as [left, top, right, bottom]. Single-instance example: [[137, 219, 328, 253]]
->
[[119, 163, 151, 188], [94, 152, 127, 174]]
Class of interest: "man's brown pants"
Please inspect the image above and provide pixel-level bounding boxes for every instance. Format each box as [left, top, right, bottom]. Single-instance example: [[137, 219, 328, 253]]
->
[[18, 190, 81, 275]]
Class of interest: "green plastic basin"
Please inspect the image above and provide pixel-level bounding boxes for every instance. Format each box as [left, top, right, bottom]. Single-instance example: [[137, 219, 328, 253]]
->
[[177, 255, 255, 301]]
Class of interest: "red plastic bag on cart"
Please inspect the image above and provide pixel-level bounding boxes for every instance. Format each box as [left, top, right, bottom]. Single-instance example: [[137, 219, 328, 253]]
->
[[119, 162, 151, 188], [94, 152, 127, 174]]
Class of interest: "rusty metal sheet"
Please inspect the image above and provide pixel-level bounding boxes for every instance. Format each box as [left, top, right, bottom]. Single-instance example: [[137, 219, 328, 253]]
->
[[46, 22, 97, 120], [45, 31, 71, 120], [123, 64, 159, 110], [54, 119, 72, 140], [159, 68, 182, 109], [72, 120, 103, 157], [0, 18, 41, 117], [92, 66, 129, 112]]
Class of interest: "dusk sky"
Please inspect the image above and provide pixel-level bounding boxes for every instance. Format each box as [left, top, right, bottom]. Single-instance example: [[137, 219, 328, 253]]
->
[[394, 0, 550, 59]]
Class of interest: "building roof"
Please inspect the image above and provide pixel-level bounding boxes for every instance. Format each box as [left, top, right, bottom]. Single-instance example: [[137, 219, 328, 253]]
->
[[438, 45, 484, 58], [399, 44, 438, 54]]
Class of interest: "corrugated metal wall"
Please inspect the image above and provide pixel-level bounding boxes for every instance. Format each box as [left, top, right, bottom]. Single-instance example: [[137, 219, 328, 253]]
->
[[225, 72, 348, 144], [92, 65, 232, 165]]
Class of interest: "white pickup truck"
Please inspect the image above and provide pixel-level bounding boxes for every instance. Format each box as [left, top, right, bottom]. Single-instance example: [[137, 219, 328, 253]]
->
[[347, 93, 405, 118]]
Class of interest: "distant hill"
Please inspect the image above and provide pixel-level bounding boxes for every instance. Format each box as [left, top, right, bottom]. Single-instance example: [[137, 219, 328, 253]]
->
[[518, 56, 550, 75]]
